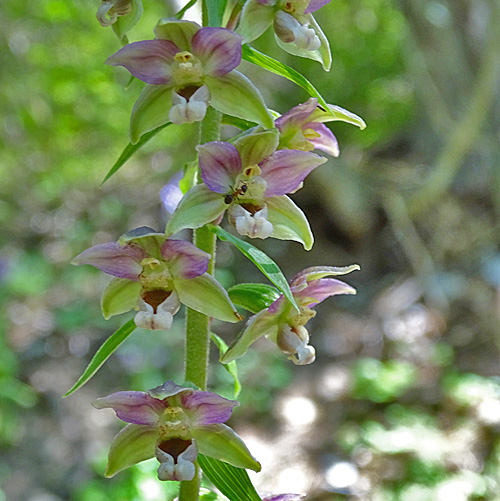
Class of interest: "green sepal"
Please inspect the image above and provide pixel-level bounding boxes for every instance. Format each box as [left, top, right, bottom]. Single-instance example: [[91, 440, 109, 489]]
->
[[267, 195, 314, 250], [221, 309, 278, 363], [206, 71, 274, 130], [310, 103, 366, 129], [198, 455, 263, 501], [105, 423, 157, 477], [233, 128, 279, 167], [211, 333, 241, 398], [192, 424, 261, 472], [101, 278, 141, 319], [274, 14, 331, 71], [154, 18, 200, 50], [209, 225, 299, 311], [241, 44, 328, 108], [63, 320, 136, 397], [119, 227, 165, 260], [166, 184, 227, 236], [228, 283, 280, 313], [130, 85, 172, 144], [237, 0, 276, 43], [174, 274, 242, 323], [111, 0, 144, 44]]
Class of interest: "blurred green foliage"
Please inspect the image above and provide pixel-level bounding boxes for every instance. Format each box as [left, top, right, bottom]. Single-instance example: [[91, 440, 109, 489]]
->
[[1, 0, 500, 499]]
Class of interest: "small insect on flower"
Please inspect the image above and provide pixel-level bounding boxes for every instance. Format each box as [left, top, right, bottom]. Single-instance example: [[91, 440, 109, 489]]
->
[[224, 184, 248, 204]]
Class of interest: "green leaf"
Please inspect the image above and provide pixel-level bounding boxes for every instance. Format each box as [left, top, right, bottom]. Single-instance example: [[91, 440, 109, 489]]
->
[[211, 333, 241, 398], [175, 0, 199, 19], [206, 0, 228, 27], [222, 114, 257, 131], [63, 319, 136, 397], [208, 225, 299, 312], [241, 44, 328, 108], [228, 283, 280, 313], [198, 454, 262, 501], [102, 122, 172, 184]]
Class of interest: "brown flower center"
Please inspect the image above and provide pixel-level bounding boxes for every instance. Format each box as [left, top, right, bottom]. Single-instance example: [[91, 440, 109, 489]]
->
[[142, 289, 172, 313], [157, 438, 192, 462]]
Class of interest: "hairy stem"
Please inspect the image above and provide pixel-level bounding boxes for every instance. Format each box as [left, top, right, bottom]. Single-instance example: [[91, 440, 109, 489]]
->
[[179, 107, 221, 501]]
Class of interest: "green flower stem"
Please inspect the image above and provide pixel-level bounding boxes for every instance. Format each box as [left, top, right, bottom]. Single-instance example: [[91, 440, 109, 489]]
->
[[180, 106, 221, 501]]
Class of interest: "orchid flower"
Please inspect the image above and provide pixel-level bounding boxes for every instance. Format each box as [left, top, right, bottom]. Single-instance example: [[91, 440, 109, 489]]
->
[[166, 129, 326, 250], [96, 0, 143, 43], [276, 97, 367, 157], [237, 0, 332, 70], [72, 227, 241, 329], [93, 380, 260, 480], [106, 18, 274, 143], [221, 265, 360, 365]]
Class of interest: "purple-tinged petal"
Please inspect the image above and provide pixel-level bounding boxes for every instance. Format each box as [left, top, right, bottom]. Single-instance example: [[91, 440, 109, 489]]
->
[[262, 495, 305, 501], [161, 239, 210, 279], [305, 122, 339, 157], [268, 293, 286, 314], [183, 390, 239, 425], [260, 150, 327, 196], [191, 27, 243, 76], [258, 0, 276, 5], [72, 242, 145, 280], [93, 391, 165, 425], [305, 0, 331, 13], [275, 98, 318, 132], [295, 278, 356, 307], [197, 141, 242, 193], [106, 40, 179, 85]]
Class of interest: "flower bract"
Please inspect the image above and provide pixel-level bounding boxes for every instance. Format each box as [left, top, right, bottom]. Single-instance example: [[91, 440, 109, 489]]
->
[[93, 380, 260, 480], [72, 226, 241, 329], [221, 265, 360, 365]]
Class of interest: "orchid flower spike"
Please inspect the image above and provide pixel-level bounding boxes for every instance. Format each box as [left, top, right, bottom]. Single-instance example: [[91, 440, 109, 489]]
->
[[237, 0, 332, 69], [97, 0, 143, 43], [166, 129, 326, 250], [276, 98, 367, 157], [72, 227, 241, 329], [106, 18, 274, 143], [221, 265, 360, 365], [93, 380, 260, 480]]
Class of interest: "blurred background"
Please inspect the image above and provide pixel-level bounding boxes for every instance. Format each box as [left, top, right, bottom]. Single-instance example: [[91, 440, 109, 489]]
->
[[1, 0, 500, 499]]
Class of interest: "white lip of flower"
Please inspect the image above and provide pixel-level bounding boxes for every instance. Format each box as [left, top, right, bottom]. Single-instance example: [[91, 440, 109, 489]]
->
[[228, 204, 274, 239], [275, 11, 321, 51], [277, 324, 316, 365], [134, 291, 181, 330], [169, 85, 210, 125], [294, 25, 321, 50], [155, 439, 198, 481]]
